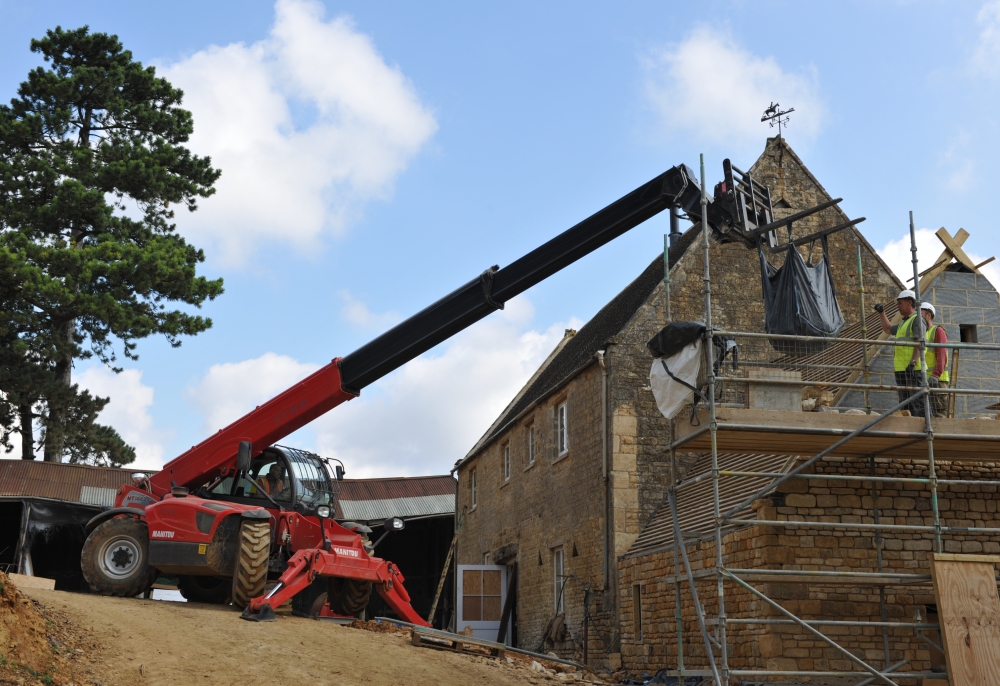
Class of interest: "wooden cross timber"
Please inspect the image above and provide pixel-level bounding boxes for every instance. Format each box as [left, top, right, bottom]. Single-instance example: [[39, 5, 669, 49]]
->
[[907, 227, 995, 296]]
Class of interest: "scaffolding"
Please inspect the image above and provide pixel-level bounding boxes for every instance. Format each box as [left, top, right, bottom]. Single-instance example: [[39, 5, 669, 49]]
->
[[661, 156, 1000, 685]]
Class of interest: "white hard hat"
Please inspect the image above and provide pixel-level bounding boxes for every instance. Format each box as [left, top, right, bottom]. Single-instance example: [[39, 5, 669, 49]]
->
[[921, 302, 936, 318], [897, 289, 916, 301]]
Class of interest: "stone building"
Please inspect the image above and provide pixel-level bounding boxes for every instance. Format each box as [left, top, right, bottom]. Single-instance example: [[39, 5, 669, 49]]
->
[[450, 136, 941, 670]]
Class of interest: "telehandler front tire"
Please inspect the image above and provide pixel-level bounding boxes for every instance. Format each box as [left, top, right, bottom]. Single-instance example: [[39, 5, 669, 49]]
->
[[327, 577, 372, 617], [81, 517, 156, 597], [231, 520, 270, 609], [178, 575, 231, 604]]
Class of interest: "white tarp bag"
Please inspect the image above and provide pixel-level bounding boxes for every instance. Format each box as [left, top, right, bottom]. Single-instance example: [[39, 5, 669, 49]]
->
[[649, 338, 704, 419]]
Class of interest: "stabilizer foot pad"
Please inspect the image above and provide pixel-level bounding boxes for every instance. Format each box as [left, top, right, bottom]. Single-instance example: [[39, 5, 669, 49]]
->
[[240, 604, 277, 622]]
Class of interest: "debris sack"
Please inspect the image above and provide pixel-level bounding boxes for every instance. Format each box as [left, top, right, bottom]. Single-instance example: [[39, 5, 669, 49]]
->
[[759, 236, 845, 354], [647, 323, 705, 419]]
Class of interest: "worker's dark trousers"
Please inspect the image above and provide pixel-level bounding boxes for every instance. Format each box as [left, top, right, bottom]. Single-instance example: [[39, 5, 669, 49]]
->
[[894, 369, 926, 417]]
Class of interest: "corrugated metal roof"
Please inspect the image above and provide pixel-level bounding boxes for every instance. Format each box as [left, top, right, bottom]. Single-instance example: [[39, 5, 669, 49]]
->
[[334, 475, 455, 522], [337, 494, 455, 522], [625, 453, 794, 559], [336, 475, 456, 501], [0, 460, 138, 503]]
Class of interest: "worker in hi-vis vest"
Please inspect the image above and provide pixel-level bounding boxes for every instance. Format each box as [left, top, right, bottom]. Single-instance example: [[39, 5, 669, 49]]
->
[[919, 302, 950, 417], [875, 289, 925, 417]]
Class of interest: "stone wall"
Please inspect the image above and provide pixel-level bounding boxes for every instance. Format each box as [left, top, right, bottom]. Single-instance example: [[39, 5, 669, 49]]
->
[[618, 456, 1000, 680], [455, 363, 613, 663]]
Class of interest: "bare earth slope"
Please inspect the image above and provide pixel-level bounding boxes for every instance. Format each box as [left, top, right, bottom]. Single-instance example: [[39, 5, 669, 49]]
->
[[20, 586, 589, 686]]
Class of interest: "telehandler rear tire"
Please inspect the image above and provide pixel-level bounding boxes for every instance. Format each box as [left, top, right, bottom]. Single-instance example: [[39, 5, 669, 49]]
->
[[230, 520, 270, 609], [81, 517, 155, 597], [291, 577, 328, 618], [178, 575, 231, 604], [327, 576, 372, 617]]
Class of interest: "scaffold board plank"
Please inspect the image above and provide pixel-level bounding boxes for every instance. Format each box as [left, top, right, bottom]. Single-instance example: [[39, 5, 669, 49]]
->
[[931, 557, 1000, 685], [674, 407, 1000, 461]]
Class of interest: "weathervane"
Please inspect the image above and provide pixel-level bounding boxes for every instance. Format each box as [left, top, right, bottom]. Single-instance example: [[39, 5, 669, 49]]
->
[[761, 102, 794, 138]]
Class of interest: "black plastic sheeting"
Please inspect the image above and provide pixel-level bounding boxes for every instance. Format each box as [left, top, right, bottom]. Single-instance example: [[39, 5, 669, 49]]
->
[[759, 236, 845, 354], [646, 322, 706, 359], [8, 499, 98, 591]]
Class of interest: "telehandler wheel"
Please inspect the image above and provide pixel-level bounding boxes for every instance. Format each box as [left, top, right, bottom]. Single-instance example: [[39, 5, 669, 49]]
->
[[231, 520, 270, 610], [178, 575, 231, 604], [81, 517, 156, 597], [291, 577, 328, 618], [327, 577, 372, 617]]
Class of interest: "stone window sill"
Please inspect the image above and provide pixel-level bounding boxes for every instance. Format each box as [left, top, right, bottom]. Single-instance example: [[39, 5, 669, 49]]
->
[[501, 479, 510, 489], [553, 451, 570, 465], [523, 461, 536, 472]]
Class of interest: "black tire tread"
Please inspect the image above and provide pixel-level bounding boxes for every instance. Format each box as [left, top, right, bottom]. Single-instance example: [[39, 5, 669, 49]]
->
[[177, 575, 231, 604], [231, 521, 270, 609], [80, 518, 155, 597], [327, 576, 372, 617]]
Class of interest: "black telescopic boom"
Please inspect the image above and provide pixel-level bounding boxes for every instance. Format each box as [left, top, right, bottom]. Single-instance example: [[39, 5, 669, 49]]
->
[[339, 164, 705, 393]]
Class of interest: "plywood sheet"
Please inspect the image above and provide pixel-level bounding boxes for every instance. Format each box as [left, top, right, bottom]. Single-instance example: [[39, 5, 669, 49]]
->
[[931, 557, 1000, 685]]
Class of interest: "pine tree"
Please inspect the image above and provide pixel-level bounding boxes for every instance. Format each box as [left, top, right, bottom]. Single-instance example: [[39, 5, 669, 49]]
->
[[0, 26, 223, 464]]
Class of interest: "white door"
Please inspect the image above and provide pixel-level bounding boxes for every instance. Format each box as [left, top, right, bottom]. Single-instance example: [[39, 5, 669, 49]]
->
[[456, 564, 508, 643]]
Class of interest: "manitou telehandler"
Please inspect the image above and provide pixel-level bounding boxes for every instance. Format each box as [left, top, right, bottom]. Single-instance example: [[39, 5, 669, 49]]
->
[[79, 159, 773, 623]]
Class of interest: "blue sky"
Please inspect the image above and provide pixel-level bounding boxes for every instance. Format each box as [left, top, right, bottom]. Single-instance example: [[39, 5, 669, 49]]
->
[[2, 0, 999, 476]]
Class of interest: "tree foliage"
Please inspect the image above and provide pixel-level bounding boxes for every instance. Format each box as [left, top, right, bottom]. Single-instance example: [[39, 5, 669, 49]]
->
[[0, 26, 223, 465]]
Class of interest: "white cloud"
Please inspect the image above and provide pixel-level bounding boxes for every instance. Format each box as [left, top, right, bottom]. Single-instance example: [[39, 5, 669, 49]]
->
[[972, 1, 1000, 76], [187, 352, 320, 434], [339, 290, 401, 330], [643, 27, 823, 149], [76, 367, 172, 469], [184, 297, 579, 478], [161, 0, 437, 264], [877, 227, 1000, 292]]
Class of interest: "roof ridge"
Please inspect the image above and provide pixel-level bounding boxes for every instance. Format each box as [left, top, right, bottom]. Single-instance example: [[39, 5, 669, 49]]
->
[[757, 137, 903, 290]]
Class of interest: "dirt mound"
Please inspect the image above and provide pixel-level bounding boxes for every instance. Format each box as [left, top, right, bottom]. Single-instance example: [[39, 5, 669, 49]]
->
[[0, 571, 82, 685], [349, 618, 409, 635]]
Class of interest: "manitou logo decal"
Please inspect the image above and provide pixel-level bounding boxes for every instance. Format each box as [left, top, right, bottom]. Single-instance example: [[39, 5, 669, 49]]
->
[[152, 531, 175, 539], [334, 547, 359, 558], [122, 491, 156, 508]]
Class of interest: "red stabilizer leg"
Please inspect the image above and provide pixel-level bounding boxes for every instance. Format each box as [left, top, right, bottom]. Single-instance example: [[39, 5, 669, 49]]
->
[[242, 550, 316, 621], [376, 564, 431, 627]]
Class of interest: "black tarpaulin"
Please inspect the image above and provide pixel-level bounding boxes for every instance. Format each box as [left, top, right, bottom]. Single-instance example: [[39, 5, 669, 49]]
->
[[759, 236, 845, 354]]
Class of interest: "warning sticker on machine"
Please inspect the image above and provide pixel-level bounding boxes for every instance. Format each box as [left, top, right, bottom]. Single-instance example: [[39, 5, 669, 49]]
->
[[334, 547, 359, 558]]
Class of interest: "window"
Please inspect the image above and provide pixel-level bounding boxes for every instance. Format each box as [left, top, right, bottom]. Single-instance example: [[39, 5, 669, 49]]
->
[[553, 547, 565, 613], [557, 402, 568, 456], [502, 443, 510, 482], [483, 552, 491, 564], [633, 584, 643, 640], [470, 468, 477, 508], [527, 425, 536, 466], [960, 324, 978, 343], [462, 568, 502, 622]]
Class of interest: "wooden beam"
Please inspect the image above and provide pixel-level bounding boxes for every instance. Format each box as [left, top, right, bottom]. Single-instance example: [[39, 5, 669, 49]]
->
[[936, 227, 982, 274], [913, 228, 971, 294]]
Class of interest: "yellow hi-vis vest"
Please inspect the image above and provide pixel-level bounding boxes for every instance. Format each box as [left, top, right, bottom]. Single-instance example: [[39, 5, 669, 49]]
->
[[893, 314, 919, 372], [925, 325, 950, 383]]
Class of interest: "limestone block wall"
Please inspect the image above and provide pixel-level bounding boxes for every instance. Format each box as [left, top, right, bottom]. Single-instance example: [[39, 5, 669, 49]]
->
[[618, 456, 1000, 680], [455, 364, 611, 662]]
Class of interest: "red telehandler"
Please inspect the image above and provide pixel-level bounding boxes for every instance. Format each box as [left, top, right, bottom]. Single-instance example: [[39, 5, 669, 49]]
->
[[79, 159, 769, 623]]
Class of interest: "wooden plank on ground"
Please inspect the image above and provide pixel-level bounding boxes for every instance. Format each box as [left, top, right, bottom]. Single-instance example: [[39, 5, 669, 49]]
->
[[410, 626, 505, 658], [930, 555, 1000, 685], [8, 573, 55, 590]]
